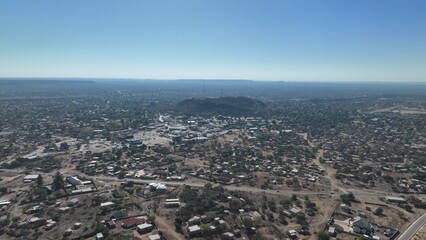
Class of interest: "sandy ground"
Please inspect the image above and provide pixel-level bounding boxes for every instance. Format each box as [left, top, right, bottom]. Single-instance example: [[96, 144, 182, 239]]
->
[[184, 157, 208, 169], [133, 130, 171, 146], [309, 196, 339, 231], [334, 219, 352, 232], [154, 215, 184, 240], [79, 140, 116, 153], [21, 146, 53, 159]]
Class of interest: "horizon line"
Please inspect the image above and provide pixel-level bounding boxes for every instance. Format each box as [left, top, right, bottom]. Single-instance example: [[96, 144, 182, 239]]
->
[[0, 76, 426, 84]]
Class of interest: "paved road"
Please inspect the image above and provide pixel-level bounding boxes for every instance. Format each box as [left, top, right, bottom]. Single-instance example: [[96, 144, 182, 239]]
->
[[2, 168, 424, 201], [398, 213, 426, 240], [93, 176, 336, 197], [0, 169, 24, 174], [93, 176, 424, 200]]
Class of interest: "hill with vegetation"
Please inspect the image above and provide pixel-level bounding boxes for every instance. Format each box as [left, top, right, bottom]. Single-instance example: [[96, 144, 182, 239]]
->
[[174, 96, 266, 116]]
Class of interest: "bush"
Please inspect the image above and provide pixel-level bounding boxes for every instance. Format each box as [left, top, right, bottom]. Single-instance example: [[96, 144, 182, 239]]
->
[[340, 192, 356, 205], [374, 207, 384, 216], [382, 175, 395, 183], [317, 231, 330, 240], [402, 204, 413, 212]]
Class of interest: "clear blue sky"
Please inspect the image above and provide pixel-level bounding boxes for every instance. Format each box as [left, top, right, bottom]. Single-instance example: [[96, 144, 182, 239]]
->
[[1, 0, 425, 82]]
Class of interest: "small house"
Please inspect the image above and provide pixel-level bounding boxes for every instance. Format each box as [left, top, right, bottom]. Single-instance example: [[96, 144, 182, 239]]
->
[[148, 234, 161, 240], [188, 225, 202, 236], [110, 209, 128, 219], [96, 232, 104, 240], [188, 216, 201, 226], [68, 198, 79, 207], [328, 226, 336, 237], [23, 174, 40, 182], [137, 223, 154, 234], [222, 232, 234, 240], [352, 217, 374, 236]]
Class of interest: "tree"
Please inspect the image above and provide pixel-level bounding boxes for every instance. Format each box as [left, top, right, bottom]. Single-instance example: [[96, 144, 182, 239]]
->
[[174, 217, 183, 233], [304, 196, 316, 209], [296, 213, 307, 225], [278, 215, 288, 225], [317, 231, 330, 240], [374, 207, 384, 216], [59, 142, 69, 151], [148, 215, 156, 223], [402, 204, 413, 212], [340, 192, 356, 205], [117, 171, 126, 179], [52, 171, 64, 191], [397, 211, 407, 220], [36, 175, 43, 188], [201, 224, 213, 238], [168, 163, 177, 172], [242, 218, 253, 228], [92, 195, 106, 206], [204, 182, 213, 190], [126, 181, 135, 188], [267, 213, 274, 222], [119, 230, 133, 240]]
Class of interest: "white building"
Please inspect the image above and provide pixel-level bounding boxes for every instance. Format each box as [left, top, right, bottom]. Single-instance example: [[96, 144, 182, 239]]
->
[[23, 174, 40, 182], [137, 223, 154, 234], [66, 176, 82, 185]]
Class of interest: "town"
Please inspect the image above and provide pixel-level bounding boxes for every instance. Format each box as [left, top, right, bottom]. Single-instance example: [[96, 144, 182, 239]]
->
[[0, 80, 425, 240]]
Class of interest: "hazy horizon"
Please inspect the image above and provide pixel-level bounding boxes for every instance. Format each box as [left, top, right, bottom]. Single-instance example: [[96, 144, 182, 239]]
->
[[2, 77, 426, 84]]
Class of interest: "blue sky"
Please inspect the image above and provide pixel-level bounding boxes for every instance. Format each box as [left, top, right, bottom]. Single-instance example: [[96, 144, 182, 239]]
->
[[0, 0, 425, 82]]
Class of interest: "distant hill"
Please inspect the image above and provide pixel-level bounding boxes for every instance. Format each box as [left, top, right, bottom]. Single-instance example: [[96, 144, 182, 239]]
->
[[0, 79, 96, 91], [174, 96, 266, 116]]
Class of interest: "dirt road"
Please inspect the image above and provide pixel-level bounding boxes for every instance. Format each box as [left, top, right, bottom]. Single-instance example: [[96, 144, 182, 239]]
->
[[154, 215, 185, 240]]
